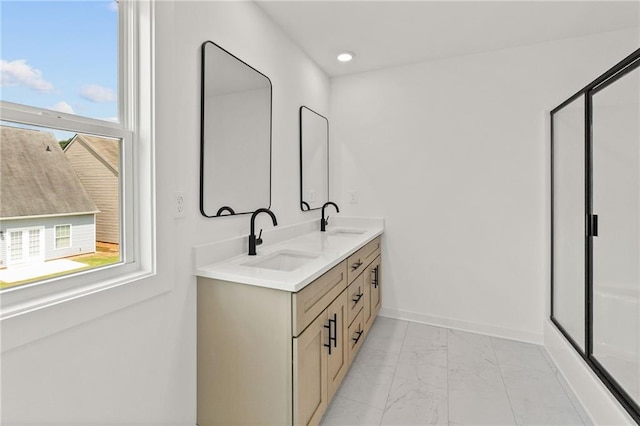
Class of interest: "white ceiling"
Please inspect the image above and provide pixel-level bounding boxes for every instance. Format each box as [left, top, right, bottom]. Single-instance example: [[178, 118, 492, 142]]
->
[[256, 1, 640, 77]]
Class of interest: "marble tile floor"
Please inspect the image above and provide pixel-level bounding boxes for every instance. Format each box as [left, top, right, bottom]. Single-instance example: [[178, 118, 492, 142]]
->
[[321, 317, 592, 426]]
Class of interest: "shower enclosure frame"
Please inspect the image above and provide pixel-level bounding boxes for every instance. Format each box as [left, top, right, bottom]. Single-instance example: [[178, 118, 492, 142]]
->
[[551, 47, 640, 424]]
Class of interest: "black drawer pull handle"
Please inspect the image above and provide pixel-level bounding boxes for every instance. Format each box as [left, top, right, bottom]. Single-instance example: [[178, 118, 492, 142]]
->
[[372, 265, 379, 289], [331, 313, 338, 348], [351, 261, 363, 271], [352, 329, 364, 344], [352, 293, 363, 304], [324, 313, 338, 354]]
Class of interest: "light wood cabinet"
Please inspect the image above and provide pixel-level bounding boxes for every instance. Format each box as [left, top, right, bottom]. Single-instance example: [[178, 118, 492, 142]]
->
[[347, 237, 381, 283], [293, 309, 328, 425], [364, 255, 382, 332], [347, 309, 365, 364], [346, 239, 381, 365], [347, 272, 365, 325], [293, 288, 349, 425], [326, 290, 349, 400], [197, 236, 382, 426]]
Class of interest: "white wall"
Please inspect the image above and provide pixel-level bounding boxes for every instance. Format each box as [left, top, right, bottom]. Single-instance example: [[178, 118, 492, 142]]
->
[[330, 28, 639, 343], [0, 2, 329, 425]]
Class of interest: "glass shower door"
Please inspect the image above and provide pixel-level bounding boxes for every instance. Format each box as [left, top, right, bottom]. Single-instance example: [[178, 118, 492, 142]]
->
[[591, 64, 640, 408], [552, 96, 586, 352]]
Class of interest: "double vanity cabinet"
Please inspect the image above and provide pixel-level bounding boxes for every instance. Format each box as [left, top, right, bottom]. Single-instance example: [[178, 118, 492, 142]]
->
[[197, 235, 382, 425]]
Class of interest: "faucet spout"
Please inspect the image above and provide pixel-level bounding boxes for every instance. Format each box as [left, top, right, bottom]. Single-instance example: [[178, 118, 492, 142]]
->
[[321, 201, 339, 232], [249, 208, 278, 255]]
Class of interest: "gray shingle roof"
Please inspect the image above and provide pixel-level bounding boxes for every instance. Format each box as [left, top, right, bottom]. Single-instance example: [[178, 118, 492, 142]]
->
[[0, 125, 99, 219]]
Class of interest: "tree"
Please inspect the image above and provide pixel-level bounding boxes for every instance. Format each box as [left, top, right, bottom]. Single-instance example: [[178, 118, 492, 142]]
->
[[59, 137, 73, 150]]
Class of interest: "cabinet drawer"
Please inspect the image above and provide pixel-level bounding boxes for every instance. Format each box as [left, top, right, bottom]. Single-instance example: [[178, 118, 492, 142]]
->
[[293, 260, 348, 336], [347, 273, 365, 325], [347, 236, 381, 284], [347, 309, 365, 365]]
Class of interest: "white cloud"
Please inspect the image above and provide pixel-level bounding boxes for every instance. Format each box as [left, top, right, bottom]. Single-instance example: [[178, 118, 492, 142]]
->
[[50, 101, 74, 114], [0, 59, 54, 92], [108, 1, 118, 12], [80, 84, 117, 103]]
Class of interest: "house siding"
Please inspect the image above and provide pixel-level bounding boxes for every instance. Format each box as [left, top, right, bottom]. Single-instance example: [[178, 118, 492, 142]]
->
[[0, 215, 95, 267], [65, 140, 120, 244]]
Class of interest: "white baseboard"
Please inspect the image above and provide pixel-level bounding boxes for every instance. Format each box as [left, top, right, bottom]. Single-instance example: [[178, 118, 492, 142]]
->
[[378, 307, 543, 344]]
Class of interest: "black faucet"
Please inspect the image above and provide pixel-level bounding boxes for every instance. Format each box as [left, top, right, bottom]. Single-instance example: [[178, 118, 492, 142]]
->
[[249, 208, 278, 255], [321, 202, 339, 232]]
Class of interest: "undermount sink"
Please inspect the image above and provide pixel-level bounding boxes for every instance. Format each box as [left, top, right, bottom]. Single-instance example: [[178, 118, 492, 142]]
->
[[327, 228, 366, 237], [243, 250, 320, 272]]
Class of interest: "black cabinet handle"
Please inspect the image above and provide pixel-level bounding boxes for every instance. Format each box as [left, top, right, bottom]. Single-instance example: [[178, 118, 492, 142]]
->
[[352, 293, 363, 304], [332, 313, 338, 348], [352, 329, 364, 344], [351, 261, 363, 271], [372, 265, 379, 288], [324, 313, 338, 354]]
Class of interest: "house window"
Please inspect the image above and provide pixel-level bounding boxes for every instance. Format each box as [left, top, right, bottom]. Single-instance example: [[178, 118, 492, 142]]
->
[[9, 232, 22, 263], [54, 225, 71, 250], [29, 229, 43, 256], [0, 0, 154, 315]]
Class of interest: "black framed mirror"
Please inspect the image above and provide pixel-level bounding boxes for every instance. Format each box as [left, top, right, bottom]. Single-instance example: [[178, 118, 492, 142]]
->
[[299, 106, 329, 211], [200, 41, 272, 217]]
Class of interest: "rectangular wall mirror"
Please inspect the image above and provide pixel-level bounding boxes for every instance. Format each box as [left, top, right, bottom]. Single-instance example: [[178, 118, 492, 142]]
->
[[299, 106, 329, 211], [200, 41, 272, 217]]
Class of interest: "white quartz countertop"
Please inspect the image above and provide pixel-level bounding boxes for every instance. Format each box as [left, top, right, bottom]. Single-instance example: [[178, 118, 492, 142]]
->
[[195, 219, 383, 292]]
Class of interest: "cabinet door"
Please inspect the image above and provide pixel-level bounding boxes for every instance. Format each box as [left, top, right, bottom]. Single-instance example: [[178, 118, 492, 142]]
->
[[327, 290, 348, 401], [370, 255, 381, 315], [364, 255, 381, 331], [293, 311, 328, 426]]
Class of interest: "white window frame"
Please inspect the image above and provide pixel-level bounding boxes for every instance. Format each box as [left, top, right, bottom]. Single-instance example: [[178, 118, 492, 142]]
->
[[54, 224, 72, 250], [0, 0, 156, 320]]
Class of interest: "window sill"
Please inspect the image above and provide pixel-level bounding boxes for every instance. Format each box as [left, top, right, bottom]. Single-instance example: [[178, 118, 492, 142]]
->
[[1, 265, 165, 352]]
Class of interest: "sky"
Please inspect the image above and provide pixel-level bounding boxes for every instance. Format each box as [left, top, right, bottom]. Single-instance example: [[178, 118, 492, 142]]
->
[[0, 0, 118, 139]]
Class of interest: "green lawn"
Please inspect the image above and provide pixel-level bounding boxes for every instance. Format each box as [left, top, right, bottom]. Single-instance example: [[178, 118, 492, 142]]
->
[[0, 250, 120, 290]]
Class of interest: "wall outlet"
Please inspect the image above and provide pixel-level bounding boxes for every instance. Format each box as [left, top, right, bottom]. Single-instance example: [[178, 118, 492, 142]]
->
[[309, 190, 316, 202], [174, 191, 186, 219], [348, 191, 358, 204]]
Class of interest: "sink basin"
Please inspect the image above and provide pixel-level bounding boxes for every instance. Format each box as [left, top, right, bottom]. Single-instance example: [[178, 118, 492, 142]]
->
[[243, 250, 320, 272], [327, 228, 366, 237]]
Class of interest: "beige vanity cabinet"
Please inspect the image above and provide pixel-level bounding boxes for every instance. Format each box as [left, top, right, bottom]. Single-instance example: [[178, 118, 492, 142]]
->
[[293, 308, 328, 425], [364, 255, 382, 332], [197, 236, 381, 426], [293, 289, 348, 425], [345, 237, 382, 364]]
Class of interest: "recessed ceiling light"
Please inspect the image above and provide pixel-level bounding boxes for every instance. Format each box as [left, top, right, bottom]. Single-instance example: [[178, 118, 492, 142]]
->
[[337, 52, 355, 63]]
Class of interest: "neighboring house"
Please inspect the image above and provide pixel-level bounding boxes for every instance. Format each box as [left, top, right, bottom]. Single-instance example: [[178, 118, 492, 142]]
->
[[64, 134, 120, 244], [0, 126, 98, 268]]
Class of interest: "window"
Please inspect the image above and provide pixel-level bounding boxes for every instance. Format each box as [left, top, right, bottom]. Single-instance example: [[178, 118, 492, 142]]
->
[[29, 229, 43, 256], [0, 0, 155, 318], [54, 225, 71, 250]]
